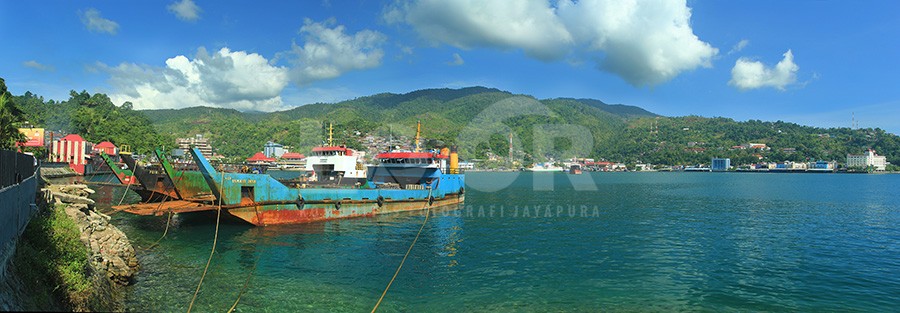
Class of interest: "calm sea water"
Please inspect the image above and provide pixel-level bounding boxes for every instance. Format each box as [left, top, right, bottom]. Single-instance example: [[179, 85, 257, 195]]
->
[[90, 172, 899, 312]]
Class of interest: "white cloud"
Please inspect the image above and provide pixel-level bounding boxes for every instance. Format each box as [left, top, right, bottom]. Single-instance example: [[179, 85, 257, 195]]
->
[[385, 0, 718, 86], [447, 53, 464, 66], [728, 39, 749, 55], [79, 8, 119, 34], [385, 0, 572, 60], [168, 0, 201, 21], [279, 18, 387, 85], [100, 47, 290, 111], [729, 50, 799, 91], [23, 60, 54, 72]]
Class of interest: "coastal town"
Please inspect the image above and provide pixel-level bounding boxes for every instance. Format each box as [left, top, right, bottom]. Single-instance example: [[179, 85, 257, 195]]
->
[[15, 124, 894, 175]]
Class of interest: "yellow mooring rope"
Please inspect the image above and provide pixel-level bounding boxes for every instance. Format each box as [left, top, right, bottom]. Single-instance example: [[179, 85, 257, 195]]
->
[[227, 251, 260, 313], [371, 183, 437, 313], [115, 172, 136, 206], [187, 172, 225, 313]]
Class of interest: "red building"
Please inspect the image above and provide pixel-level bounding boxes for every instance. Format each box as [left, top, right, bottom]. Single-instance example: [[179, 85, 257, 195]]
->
[[280, 152, 305, 160], [94, 141, 118, 156], [51, 134, 91, 174], [246, 152, 276, 165]]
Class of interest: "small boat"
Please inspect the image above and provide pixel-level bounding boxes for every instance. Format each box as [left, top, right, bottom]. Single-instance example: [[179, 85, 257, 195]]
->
[[569, 164, 583, 175], [526, 162, 564, 172]]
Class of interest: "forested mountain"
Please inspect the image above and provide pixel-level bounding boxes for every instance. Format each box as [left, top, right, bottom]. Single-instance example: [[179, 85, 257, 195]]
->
[[14, 90, 167, 155], [141, 87, 654, 160], [10, 84, 900, 168]]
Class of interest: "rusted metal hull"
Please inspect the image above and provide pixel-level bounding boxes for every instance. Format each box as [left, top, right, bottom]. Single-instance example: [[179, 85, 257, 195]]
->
[[116, 148, 466, 227], [155, 149, 213, 199], [114, 194, 463, 226], [121, 154, 180, 200], [116, 199, 218, 216], [227, 193, 464, 226]]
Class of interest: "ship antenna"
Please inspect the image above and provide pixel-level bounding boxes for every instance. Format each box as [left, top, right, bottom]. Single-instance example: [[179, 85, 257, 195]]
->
[[415, 120, 422, 152], [328, 123, 334, 146]]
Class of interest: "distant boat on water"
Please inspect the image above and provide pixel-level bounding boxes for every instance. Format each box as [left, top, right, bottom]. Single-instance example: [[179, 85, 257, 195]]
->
[[526, 162, 564, 172], [569, 164, 583, 174]]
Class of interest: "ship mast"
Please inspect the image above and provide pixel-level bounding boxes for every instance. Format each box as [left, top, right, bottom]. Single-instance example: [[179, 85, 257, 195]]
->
[[328, 123, 334, 146], [414, 120, 422, 152]]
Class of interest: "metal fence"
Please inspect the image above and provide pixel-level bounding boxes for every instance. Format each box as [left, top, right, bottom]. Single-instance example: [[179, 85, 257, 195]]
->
[[0, 150, 39, 279], [0, 150, 36, 189]]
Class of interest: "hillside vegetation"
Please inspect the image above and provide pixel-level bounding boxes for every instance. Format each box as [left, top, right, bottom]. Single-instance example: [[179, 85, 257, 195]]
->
[[10, 84, 899, 166]]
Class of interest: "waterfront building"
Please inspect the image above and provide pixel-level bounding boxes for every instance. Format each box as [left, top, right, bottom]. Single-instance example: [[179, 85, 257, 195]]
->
[[50, 134, 91, 174], [458, 161, 475, 170], [279, 152, 306, 168], [176, 134, 215, 159], [635, 163, 654, 171], [846, 149, 887, 171], [246, 152, 276, 165], [711, 158, 731, 171], [264, 141, 286, 158], [809, 160, 836, 171]]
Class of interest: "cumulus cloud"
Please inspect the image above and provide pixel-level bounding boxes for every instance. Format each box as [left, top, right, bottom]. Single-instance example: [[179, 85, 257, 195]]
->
[[279, 18, 387, 85], [447, 53, 464, 66], [728, 39, 749, 55], [100, 47, 290, 111], [79, 8, 119, 34], [23, 60, 54, 72], [729, 50, 799, 91], [168, 0, 201, 21], [385, 0, 718, 86], [385, 0, 572, 60]]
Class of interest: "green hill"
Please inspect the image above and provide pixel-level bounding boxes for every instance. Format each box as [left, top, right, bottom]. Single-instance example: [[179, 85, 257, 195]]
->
[[141, 87, 654, 160], [11, 83, 899, 168]]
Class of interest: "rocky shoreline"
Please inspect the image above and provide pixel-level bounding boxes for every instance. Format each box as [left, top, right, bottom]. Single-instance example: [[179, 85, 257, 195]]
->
[[46, 183, 139, 309]]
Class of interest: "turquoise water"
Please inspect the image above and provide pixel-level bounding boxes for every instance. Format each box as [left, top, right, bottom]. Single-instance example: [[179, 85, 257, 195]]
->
[[98, 172, 899, 312]]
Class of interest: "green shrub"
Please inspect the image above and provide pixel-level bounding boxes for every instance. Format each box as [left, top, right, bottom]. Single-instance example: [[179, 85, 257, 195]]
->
[[13, 204, 92, 310]]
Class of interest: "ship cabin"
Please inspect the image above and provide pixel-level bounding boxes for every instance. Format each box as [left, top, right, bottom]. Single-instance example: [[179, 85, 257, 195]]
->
[[305, 145, 367, 184], [368, 151, 449, 188]]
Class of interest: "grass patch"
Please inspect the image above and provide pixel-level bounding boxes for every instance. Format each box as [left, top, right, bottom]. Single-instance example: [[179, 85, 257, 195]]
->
[[12, 204, 94, 311]]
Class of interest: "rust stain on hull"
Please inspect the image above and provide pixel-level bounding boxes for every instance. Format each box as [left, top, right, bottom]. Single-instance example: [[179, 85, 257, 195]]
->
[[117, 194, 464, 226], [227, 194, 464, 226], [115, 200, 217, 216]]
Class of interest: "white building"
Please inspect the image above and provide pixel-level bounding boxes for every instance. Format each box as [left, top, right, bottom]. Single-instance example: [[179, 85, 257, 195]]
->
[[177, 134, 215, 158], [264, 141, 286, 158], [847, 149, 887, 171]]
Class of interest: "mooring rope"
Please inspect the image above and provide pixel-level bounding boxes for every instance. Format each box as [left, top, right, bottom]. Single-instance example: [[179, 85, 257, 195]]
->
[[187, 172, 225, 313], [143, 210, 173, 250], [115, 173, 136, 206], [141, 169, 190, 249], [227, 251, 260, 313], [371, 180, 438, 313]]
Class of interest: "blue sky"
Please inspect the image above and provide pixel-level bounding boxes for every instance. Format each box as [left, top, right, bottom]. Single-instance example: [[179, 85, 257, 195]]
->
[[2, 0, 899, 134]]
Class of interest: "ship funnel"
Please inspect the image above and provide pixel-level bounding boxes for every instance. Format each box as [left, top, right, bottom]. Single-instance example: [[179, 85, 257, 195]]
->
[[449, 145, 459, 174]]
